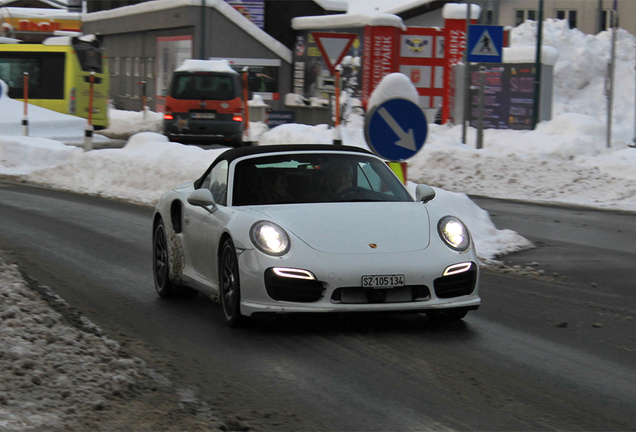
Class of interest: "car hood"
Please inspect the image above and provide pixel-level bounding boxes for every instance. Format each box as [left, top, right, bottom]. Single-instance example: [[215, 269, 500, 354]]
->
[[252, 202, 430, 254]]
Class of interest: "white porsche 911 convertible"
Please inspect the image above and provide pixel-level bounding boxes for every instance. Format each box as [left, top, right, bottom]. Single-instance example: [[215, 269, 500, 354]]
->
[[152, 144, 480, 326]]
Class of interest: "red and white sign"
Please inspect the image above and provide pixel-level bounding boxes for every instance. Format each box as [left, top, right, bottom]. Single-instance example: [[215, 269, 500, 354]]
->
[[442, 18, 475, 123], [361, 26, 399, 108], [311, 32, 358, 75], [396, 27, 444, 110]]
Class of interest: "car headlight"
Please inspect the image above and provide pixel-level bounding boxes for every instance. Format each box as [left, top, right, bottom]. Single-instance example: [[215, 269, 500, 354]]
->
[[250, 221, 290, 256], [438, 216, 470, 251]]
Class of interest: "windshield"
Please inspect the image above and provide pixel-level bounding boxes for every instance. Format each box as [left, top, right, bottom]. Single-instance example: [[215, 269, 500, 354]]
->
[[233, 153, 413, 206], [171, 73, 236, 100]]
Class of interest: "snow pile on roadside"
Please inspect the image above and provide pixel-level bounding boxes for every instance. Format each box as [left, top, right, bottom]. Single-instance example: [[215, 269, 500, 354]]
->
[[26, 133, 228, 206], [0, 80, 88, 143], [0, 254, 219, 431], [0, 136, 82, 176], [98, 106, 164, 140]]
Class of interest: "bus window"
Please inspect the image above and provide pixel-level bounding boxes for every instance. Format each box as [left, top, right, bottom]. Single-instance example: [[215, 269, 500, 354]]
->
[[0, 53, 65, 99], [72, 38, 103, 73]]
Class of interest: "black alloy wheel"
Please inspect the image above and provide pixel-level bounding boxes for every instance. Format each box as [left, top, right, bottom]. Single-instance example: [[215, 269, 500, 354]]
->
[[219, 238, 245, 327], [153, 220, 175, 298], [153, 219, 197, 299]]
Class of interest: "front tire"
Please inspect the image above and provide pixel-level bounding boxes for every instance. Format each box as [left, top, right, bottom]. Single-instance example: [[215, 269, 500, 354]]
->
[[219, 238, 245, 327], [153, 219, 197, 299]]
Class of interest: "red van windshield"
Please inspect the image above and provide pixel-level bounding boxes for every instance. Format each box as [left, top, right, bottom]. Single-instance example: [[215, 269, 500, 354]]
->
[[171, 73, 236, 101]]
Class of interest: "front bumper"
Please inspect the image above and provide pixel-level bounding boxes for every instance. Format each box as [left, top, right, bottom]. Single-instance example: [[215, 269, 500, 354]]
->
[[236, 246, 481, 317], [163, 117, 243, 142]]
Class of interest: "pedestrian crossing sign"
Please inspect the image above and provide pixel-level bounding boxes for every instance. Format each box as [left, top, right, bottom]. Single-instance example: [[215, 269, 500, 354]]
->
[[467, 25, 503, 63]]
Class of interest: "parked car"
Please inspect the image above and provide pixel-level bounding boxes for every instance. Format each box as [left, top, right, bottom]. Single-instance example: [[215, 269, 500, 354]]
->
[[163, 59, 245, 146], [152, 144, 480, 326]]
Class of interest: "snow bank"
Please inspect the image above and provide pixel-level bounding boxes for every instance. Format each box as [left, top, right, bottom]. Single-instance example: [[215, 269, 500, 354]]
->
[[0, 80, 88, 143]]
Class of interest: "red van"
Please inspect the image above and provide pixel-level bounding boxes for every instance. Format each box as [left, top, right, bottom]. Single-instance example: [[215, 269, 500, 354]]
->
[[163, 60, 245, 146]]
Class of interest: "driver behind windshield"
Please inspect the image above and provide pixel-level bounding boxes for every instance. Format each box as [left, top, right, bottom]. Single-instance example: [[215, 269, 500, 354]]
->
[[327, 162, 353, 197]]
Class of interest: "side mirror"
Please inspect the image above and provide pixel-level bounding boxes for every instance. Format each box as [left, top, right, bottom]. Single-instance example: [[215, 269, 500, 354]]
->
[[415, 184, 436, 203], [161, 88, 168, 97], [187, 189, 218, 213]]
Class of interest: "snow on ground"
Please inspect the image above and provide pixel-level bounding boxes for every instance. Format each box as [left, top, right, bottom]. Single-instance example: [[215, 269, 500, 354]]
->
[[2, 19, 636, 430]]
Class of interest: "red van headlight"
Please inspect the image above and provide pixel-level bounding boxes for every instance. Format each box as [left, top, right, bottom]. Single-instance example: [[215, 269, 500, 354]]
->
[[164, 111, 174, 120]]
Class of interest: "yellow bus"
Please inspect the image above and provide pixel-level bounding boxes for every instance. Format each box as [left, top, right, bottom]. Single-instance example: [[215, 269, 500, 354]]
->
[[0, 35, 109, 129]]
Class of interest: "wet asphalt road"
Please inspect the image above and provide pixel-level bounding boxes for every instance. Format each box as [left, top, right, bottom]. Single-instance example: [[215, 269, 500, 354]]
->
[[0, 182, 634, 431]]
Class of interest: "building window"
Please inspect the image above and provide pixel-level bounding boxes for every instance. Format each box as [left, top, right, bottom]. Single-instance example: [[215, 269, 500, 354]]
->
[[124, 57, 131, 96], [146, 58, 154, 79], [109, 57, 119, 76], [556, 9, 577, 29], [134, 57, 142, 97], [515, 9, 537, 26]]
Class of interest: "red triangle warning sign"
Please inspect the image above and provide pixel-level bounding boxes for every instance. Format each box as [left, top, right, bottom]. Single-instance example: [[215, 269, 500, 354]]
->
[[312, 32, 357, 75]]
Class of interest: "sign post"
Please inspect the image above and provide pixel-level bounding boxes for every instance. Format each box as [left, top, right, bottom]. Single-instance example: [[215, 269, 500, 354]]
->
[[242, 67, 252, 145], [84, 72, 94, 151], [22, 72, 29, 137]]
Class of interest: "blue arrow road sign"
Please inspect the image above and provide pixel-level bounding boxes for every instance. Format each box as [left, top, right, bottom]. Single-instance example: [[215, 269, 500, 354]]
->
[[364, 98, 427, 161], [468, 25, 503, 63]]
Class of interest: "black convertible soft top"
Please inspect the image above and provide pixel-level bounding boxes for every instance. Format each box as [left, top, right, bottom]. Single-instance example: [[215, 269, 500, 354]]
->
[[195, 144, 374, 188], [218, 144, 372, 164]]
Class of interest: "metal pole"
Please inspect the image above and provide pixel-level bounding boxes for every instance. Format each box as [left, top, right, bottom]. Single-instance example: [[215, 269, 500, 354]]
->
[[242, 67, 250, 144], [462, 1, 472, 144], [607, 8, 617, 149], [200, 0, 206, 59], [477, 65, 486, 149], [334, 66, 342, 145], [22, 72, 29, 136], [532, 0, 544, 129], [84, 72, 95, 151], [632, 41, 636, 148]]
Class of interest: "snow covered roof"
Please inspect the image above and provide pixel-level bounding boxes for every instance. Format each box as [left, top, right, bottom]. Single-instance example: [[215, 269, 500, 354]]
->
[[0, 36, 21, 44], [83, 0, 292, 64], [175, 59, 238, 74], [0, 6, 78, 20], [442, 3, 481, 20], [42, 34, 96, 46], [0, 0, 68, 8], [314, 0, 348, 12], [292, 13, 406, 31]]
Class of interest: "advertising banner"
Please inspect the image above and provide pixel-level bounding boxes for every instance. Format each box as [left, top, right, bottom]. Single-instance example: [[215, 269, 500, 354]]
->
[[468, 63, 535, 130], [397, 27, 445, 110], [442, 18, 473, 123], [361, 26, 400, 108], [226, 0, 264, 29]]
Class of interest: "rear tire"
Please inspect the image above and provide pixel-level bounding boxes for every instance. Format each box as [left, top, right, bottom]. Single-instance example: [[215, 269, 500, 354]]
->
[[153, 220, 197, 299], [219, 238, 245, 327]]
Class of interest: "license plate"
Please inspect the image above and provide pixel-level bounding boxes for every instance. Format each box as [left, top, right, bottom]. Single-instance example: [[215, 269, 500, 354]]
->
[[191, 112, 215, 119], [362, 274, 405, 289]]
